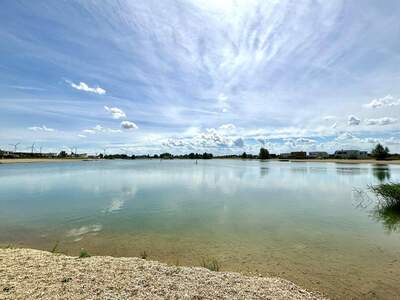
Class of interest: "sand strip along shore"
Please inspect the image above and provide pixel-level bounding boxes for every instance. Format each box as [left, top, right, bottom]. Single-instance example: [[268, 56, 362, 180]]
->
[[0, 158, 96, 164], [0, 248, 325, 300]]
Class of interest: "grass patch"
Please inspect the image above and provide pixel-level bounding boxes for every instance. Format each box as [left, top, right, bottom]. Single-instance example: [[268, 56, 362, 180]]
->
[[79, 248, 91, 258], [61, 277, 72, 283], [201, 258, 220, 272], [174, 257, 180, 266], [3, 286, 13, 293], [139, 250, 148, 259], [51, 241, 59, 253]]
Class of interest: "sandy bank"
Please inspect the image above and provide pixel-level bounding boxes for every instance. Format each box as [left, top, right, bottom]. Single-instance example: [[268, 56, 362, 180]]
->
[[0, 248, 324, 300]]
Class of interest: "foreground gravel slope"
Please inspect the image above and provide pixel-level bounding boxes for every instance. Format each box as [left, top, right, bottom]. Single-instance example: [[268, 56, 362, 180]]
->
[[0, 248, 325, 300]]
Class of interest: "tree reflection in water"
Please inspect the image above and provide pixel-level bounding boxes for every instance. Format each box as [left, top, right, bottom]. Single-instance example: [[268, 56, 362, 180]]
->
[[354, 179, 400, 233], [373, 204, 400, 233], [372, 165, 391, 182]]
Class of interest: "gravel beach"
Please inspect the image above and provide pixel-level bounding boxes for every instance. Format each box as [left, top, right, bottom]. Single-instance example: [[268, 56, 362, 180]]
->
[[0, 248, 325, 300]]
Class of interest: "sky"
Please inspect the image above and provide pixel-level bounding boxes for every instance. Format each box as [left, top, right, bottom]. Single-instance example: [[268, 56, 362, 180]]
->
[[1, 0, 400, 155]]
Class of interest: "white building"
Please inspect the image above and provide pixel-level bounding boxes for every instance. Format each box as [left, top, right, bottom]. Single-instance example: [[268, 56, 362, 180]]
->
[[334, 150, 368, 159], [308, 151, 329, 159]]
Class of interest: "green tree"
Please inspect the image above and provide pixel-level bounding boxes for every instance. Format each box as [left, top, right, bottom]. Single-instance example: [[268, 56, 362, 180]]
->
[[202, 152, 213, 159], [241, 152, 247, 159], [372, 143, 389, 160], [259, 148, 270, 159], [160, 152, 173, 159], [58, 150, 68, 158]]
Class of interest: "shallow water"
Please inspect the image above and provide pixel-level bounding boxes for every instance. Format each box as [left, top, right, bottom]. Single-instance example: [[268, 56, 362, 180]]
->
[[1, 160, 400, 299]]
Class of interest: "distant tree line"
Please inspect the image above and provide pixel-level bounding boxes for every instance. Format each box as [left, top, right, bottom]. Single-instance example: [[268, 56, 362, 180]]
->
[[159, 152, 213, 159], [3, 144, 399, 161]]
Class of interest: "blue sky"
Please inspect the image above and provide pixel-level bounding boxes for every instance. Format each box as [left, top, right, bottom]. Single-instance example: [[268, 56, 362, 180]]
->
[[1, 0, 400, 155]]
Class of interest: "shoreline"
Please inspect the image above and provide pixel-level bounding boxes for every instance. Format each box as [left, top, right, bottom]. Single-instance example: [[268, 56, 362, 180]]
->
[[1, 157, 400, 165], [277, 158, 400, 165], [0, 248, 325, 299]]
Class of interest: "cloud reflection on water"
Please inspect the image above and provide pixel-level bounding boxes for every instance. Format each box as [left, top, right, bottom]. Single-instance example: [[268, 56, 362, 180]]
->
[[66, 224, 103, 242]]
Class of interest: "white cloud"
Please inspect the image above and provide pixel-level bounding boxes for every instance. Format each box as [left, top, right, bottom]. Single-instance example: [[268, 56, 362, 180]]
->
[[104, 106, 126, 119], [121, 121, 138, 130], [365, 117, 397, 126], [77, 134, 87, 138], [296, 137, 316, 144], [219, 123, 236, 131], [70, 81, 106, 95], [189, 128, 232, 148], [83, 129, 96, 134], [386, 137, 400, 145], [364, 95, 400, 108], [217, 93, 230, 113], [162, 138, 186, 148], [28, 125, 55, 132], [363, 137, 380, 144], [82, 124, 121, 134], [256, 136, 268, 145], [336, 132, 355, 140], [233, 137, 244, 147], [323, 116, 336, 121], [348, 115, 361, 126]]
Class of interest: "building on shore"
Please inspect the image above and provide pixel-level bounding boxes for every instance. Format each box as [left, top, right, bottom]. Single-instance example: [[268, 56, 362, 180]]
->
[[0, 150, 58, 159], [279, 151, 307, 159], [334, 150, 368, 159], [308, 151, 329, 159]]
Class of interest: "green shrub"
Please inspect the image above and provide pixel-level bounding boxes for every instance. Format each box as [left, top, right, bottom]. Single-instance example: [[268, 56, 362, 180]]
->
[[51, 241, 59, 253], [370, 183, 400, 209], [139, 250, 148, 259], [201, 258, 220, 271], [79, 248, 91, 258], [370, 182, 400, 232]]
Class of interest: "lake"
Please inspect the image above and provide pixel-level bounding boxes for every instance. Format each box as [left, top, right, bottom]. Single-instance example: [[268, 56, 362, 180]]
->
[[1, 160, 400, 299]]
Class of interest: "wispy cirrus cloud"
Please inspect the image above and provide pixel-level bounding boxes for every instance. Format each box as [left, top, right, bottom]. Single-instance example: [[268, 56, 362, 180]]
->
[[28, 125, 55, 132], [365, 117, 397, 126], [83, 125, 121, 134], [2, 1, 400, 153]]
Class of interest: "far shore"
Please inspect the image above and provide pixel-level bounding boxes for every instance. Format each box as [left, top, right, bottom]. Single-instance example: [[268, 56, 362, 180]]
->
[[0, 248, 324, 299], [1, 157, 400, 165]]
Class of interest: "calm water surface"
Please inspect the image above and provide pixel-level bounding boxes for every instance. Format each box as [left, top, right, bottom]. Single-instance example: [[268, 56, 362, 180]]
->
[[1, 160, 400, 299]]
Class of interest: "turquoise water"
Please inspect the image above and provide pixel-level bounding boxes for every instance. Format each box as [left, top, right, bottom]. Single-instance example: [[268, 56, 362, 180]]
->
[[1, 160, 400, 298]]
